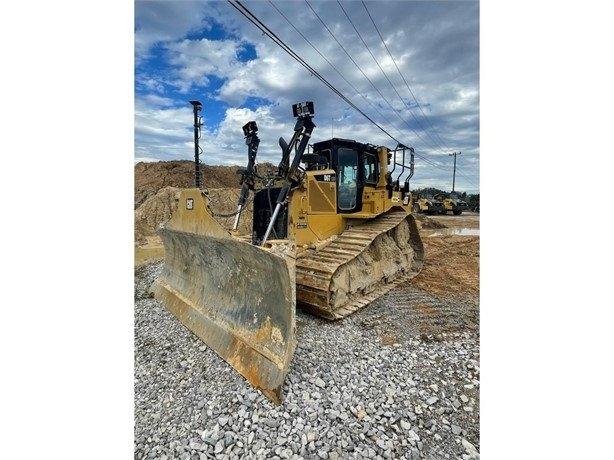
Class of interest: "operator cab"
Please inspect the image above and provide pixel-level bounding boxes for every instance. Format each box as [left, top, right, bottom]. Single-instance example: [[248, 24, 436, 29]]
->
[[311, 138, 380, 213]]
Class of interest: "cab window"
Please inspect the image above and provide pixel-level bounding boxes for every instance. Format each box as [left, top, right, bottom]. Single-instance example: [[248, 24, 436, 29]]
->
[[338, 147, 358, 210], [364, 152, 378, 185]]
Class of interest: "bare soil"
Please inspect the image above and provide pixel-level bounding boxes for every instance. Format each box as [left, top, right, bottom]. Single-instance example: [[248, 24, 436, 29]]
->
[[134, 186, 254, 248], [414, 214, 479, 298], [134, 160, 275, 208], [359, 212, 480, 342], [134, 161, 239, 208]]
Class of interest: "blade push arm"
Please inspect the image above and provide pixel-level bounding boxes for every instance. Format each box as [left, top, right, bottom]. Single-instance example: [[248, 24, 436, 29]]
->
[[261, 102, 316, 246], [232, 121, 260, 231]]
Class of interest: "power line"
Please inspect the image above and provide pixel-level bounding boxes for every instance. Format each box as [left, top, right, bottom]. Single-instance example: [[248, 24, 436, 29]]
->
[[267, 1, 401, 142], [303, 1, 472, 179], [305, 0, 442, 156], [227, 0, 403, 147], [360, 2, 479, 189], [338, 1, 448, 154], [227, 0, 478, 189], [268, 1, 462, 174], [361, 0, 452, 152]]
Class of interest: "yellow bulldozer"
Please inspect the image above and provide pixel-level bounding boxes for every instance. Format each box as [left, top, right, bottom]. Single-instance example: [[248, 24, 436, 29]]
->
[[411, 193, 445, 215], [150, 101, 424, 404], [434, 192, 469, 215]]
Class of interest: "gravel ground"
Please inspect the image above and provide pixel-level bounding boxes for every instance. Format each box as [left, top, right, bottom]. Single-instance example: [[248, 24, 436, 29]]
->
[[135, 256, 480, 460]]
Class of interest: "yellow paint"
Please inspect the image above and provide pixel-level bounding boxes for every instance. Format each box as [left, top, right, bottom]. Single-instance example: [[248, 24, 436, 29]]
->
[[166, 189, 230, 238], [285, 162, 414, 245]]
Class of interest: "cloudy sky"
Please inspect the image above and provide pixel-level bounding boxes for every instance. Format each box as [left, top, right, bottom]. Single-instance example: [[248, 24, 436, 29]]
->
[[135, 0, 480, 194]]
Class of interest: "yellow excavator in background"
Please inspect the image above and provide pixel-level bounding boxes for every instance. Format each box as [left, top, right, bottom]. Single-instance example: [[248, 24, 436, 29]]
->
[[150, 101, 424, 404]]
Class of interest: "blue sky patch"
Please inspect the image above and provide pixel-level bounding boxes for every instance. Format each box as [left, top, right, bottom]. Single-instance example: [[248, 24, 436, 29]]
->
[[241, 96, 272, 111], [237, 42, 257, 62]]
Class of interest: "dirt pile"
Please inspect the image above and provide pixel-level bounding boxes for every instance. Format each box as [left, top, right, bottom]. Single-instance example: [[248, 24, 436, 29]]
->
[[413, 235, 480, 298], [414, 214, 447, 229], [134, 186, 254, 245], [134, 161, 250, 209], [134, 160, 268, 244], [135, 187, 181, 245]]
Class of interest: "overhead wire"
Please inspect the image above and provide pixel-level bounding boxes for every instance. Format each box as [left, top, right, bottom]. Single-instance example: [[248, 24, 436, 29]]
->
[[337, 0, 449, 155], [361, 0, 452, 153], [267, 1, 405, 146], [231, 0, 452, 174], [227, 0, 403, 146], [304, 0, 444, 159], [305, 1, 460, 174], [359, 0, 480, 189], [228, 0, 478, 189]]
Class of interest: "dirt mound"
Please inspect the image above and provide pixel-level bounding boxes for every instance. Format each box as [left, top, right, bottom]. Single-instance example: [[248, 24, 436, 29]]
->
[[134, 161, 240, 208], [135, 186, 181, 245], [133, 161, 270, 246], [414, 214, 447, 229], [134, 160, 278, 209], [134, 186, 254, 246]]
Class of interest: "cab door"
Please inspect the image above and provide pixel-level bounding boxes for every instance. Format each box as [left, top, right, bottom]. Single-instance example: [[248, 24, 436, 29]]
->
[[362, 150, 379, 188], [336, 147, 363, 213]]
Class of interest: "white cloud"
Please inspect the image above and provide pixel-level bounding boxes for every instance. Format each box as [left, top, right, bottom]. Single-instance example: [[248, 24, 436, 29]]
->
[[135, 1, 209, 64], [135, 0, 480, 193], [166, 38, 244, 92]]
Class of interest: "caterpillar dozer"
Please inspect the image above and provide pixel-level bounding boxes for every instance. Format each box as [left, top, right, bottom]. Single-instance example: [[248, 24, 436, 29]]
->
[[435, 192, 469, 215], [150, 101, 424, 404], [412, 193, 445, 215]]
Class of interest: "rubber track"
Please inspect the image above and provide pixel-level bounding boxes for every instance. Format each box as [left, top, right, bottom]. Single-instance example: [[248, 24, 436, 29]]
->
[[295, 210, 424, 320]]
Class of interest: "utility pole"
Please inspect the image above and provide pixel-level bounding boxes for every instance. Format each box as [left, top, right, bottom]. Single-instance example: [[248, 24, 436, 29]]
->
[[189, 100, 203, 188], [449, 151, 461, 192]]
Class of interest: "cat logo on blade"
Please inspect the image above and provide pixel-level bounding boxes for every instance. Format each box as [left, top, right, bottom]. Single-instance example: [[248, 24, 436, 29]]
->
[[186, 198, 194, 210], [296, 222, 308, 229]]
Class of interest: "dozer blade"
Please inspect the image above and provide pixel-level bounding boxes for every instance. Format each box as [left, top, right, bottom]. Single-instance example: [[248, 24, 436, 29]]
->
[[150, 189, 296, 404]]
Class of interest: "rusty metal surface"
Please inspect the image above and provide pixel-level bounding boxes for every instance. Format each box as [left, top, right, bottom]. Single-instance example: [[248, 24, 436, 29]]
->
[[295, 210, 424, 320], [150, 190, 296, 404]]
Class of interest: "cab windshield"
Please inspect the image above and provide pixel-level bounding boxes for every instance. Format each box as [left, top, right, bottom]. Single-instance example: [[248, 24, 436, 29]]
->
[[338, 147, 358, 210]]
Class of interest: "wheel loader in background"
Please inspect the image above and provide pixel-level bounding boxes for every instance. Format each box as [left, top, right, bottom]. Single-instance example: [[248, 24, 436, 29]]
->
[[150, 101, 424, 404]]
